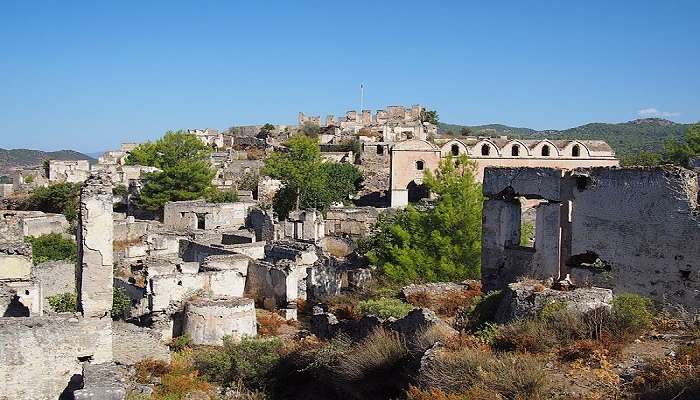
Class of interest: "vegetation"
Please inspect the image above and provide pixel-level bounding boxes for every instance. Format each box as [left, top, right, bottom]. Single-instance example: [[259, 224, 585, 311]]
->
[[420, 109, 439, 125], [662, 123, 700, 167], [194, 336, 283, 391], [438, 119, 696, 159], [299, 122, 320, 138], [365, 155, 482, 283], [357, 298, 413, 319], [261, 135, 362, 218], [520, 220, 535, 246], [111, 287, 132, 319], [26, 233, 77, 265], [112, 184, 128, 197], [27, 182, 81, 222], [126, 131, 215, 212], [610, 292, 655, 334], [47, 292, 77, 313], [205, 188, 239, 203]]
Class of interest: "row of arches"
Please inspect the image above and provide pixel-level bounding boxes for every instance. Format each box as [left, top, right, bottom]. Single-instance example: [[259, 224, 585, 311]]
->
[[444, 139, 587, 158]]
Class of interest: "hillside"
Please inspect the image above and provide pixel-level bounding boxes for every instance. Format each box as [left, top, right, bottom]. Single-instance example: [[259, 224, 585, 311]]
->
[[0, 148, 95, 177], [438, 118, 693, 157]]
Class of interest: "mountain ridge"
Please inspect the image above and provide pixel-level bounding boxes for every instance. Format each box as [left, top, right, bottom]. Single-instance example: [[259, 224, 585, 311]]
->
[[0, 148, 95, 177], [438, 118, 694, 156]]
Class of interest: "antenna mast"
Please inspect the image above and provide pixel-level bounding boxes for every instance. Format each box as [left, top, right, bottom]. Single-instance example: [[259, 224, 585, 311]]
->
[[360, 83, 364, 112]]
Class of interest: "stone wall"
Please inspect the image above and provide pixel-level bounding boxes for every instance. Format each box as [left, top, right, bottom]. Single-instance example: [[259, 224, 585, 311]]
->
[[32, 261, 76, 307], [163, 200, 254, 231], [324, 207, 379, 237], [0, 316, 112, 400], [112, 321, 170, 365], [481, 166, 700, 311]]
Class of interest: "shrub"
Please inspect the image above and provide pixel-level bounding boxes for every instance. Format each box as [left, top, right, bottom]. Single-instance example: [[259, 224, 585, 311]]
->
[[335, 328, 408, 383], [206, 189, 239, 203], [485, 353, 552, 400], [257, 312, 284, 336], [134, 358, 171, 383], [47, 292, 77, 313], [168, 334, 192, 352], [153, 349, 214, 400], [634, 356, 699, 400], [538, 301, 586, 344], [26, 182, 81, 222], [357, 298, 413, 319], [492, 319, 557, 353], [419, 347, 491, 392], [113, 184, 128, 197], [435, 290, 475, 316], [405, 291, 433, 308], [194, 337, 283, 391], [27, 233, 77, 265], [111, 287, 132, 319], [610, 293, 655, 334]]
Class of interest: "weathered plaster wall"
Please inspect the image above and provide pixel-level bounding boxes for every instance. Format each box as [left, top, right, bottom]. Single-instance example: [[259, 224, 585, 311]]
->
[[0, 316, 112, 400]]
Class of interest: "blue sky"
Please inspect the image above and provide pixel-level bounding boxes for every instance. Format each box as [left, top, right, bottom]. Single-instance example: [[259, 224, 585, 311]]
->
[[1, 1, 698, 152]]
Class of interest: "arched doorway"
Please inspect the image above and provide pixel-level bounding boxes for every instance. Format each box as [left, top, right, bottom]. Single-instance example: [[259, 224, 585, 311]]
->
[[407, 180, 429, 203]]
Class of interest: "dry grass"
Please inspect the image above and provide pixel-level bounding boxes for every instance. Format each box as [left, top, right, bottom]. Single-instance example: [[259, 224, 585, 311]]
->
[[405, 291, 433, 308], [246, 148, 266, 160], [152, 349, 215, 400], [134, 358, 171, 384], [492, 320, 558, 353], [405, 286, 482, 317], [405, 386, 464, 400], [257, 311, 285, 336], [335, 327, 408, 382]]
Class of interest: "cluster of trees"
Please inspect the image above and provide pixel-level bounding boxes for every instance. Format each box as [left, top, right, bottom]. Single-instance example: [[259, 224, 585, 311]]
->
[[621, 124, 700, 167], [363, 155, 483, 283], [261, 135, 363, 218], [26, 182, 81, 223], [126, 131, 236, 212]]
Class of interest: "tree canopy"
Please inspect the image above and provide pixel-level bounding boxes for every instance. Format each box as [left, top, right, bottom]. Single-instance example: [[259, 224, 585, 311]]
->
[[261, 135, 362, 218], [27, 182, 81, 223], [126, 131, 216, 211], [420, 109, 439, 125], [364, 155, 483, 283], [663, 123, 700, 167]]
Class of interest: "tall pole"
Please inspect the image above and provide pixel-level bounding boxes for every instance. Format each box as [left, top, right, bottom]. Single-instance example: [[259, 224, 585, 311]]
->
[[360, 83, 364, 112]]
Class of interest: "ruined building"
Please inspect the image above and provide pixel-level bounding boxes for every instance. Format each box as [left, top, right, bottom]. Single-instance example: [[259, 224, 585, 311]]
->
[[299, 104, 438, 143], [389, 138, 619, 207], [481, 166, 700, 311]]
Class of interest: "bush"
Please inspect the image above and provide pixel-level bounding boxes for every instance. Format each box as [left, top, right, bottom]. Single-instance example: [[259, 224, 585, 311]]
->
[[153, 349, 214, 400], [113, 184, 128, 197], [611, 293, 655, 334], [335, 328, 408, 383], [26, 182, 81, 222], [419, 347, 491, 392], [484, 353, 552, 400], [257, 312, 285, 336], [134, 358, 171, 383], [47, 292, 77, 313], [206, 188, 239, 203], [357, 298, 413, 319], [111, 287, 132, 319], [194, 337, 283, 391], [168, 334, 192, 352], [492, 319, 558, 353], [27, 233, 77, 265]]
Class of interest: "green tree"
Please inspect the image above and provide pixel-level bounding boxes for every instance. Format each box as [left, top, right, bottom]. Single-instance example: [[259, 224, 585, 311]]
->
[[663, 123, 700, 167], [126, 131, 216, 211], [365, 155, 483, 283], [206, 188, 239, 203], [262, 135, 362, 218], [620, 151, 662, 166], [420, 109, 439, 125], [27, 182, 81, 222], [299, 122, 320, 139], [460, 127, 473, 136], [27, 233, 77, 265]]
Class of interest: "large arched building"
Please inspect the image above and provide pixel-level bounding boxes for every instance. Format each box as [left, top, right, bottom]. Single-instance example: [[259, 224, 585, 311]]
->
[[389, 137, 618, 207]]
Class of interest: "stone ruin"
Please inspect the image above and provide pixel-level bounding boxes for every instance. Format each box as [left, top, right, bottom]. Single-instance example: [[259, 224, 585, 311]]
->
[[481, 166, 700, 311]]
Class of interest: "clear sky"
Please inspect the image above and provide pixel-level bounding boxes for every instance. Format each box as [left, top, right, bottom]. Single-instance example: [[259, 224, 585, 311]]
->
[[1, 1, 698, 152]]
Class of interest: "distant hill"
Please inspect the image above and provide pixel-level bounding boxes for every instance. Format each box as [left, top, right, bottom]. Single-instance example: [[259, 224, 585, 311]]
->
[[438, 118, 694, 157], [0, 148, 95, 177]]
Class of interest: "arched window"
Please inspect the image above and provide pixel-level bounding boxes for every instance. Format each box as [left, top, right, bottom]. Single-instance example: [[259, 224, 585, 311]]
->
[[451, 144, 459, 156], [511, 145, 520, 156], [481, 144, 490, 156], [541, 145, 550, 157], [572, 144, 580, 157], [416, 160, 424, 170]]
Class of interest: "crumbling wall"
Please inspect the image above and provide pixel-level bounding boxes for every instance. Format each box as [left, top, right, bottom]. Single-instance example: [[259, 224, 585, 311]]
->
[[112, 321, 170, 365], [32, 261, 76, 306], [481, 166, 700, 311], [0, 316, 112, 400], [324, 207, 379, 237]]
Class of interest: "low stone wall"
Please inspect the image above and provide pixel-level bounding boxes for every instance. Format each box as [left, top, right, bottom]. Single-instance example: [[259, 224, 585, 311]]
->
[[112, 321, 170, 365], [0, 316, 112, 400], [324, 207, 379, 237]]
